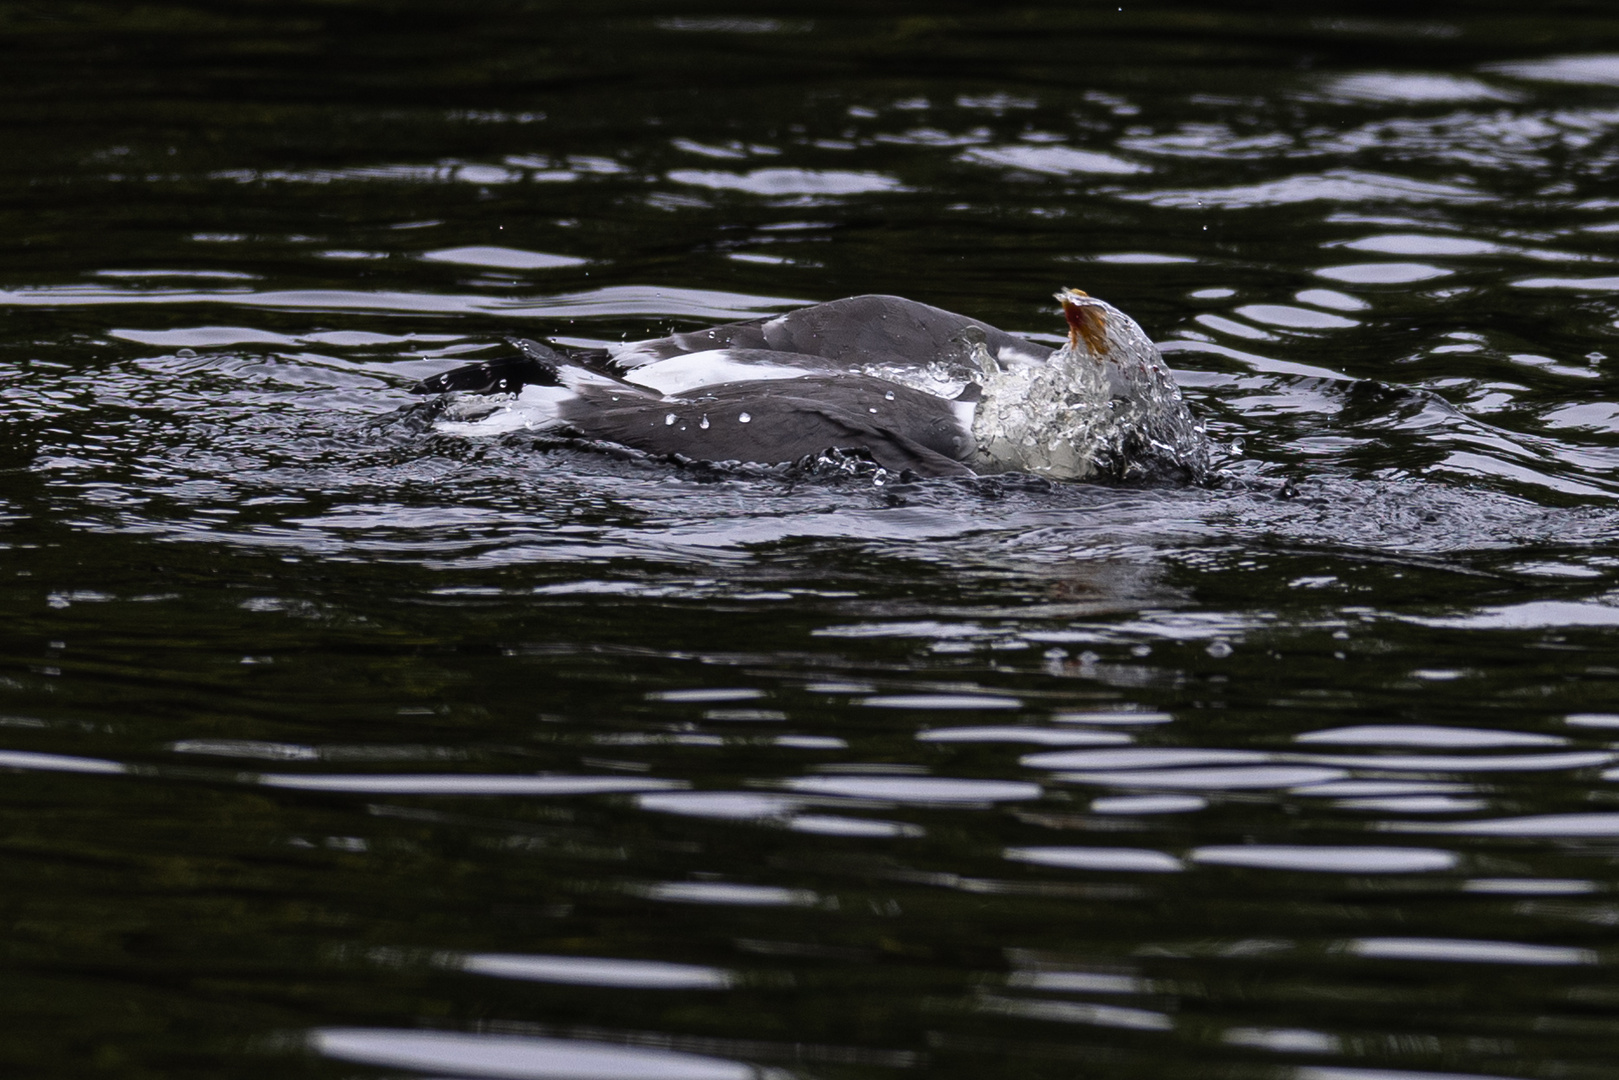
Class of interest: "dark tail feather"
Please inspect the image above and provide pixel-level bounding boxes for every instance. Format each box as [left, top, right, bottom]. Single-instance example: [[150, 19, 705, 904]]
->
[[411, 338, 566, 395]]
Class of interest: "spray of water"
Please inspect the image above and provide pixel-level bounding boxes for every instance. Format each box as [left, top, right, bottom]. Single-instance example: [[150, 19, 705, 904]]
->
[[971, 289, 1212, 482]]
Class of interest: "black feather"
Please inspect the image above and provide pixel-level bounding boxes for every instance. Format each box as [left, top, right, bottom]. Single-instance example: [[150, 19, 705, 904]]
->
[[560, 376, 975, 477], [411, 338, 565, 395]]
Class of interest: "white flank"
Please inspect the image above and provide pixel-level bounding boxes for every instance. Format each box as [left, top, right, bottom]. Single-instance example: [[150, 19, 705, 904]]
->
[[622, 350, 813, 395]]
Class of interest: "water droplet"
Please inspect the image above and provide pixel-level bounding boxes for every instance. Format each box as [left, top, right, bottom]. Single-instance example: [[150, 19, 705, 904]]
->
[[699, 415, 710, 430], [665, 413, 677, 426], [868, 407, 878, 414], [884, 391, 895, 400], [738, 412, 752, 424]]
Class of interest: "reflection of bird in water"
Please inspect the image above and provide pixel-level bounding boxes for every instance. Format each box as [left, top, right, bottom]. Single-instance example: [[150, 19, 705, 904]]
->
[[416, 290, 1210, 481]]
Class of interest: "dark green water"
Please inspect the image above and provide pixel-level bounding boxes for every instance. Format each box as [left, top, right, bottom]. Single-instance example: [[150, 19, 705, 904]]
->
[[6, 3, 1619, 1078]]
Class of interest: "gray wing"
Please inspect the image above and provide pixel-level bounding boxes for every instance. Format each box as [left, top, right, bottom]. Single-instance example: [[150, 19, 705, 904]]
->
[[560, 375, 976, 477], [612, 295, 1054, 373]]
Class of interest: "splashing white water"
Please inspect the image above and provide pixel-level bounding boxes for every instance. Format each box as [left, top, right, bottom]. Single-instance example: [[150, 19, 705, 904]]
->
[[973, 291, 1211, 481], [869, 289, 1212, 481]]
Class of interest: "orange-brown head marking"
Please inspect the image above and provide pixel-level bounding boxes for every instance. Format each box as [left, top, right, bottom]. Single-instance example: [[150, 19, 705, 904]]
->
[[1057, 288, 1108, 358]]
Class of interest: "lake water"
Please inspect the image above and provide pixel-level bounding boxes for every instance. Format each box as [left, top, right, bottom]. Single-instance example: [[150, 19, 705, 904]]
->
[[5, 3, 1619, 1078]]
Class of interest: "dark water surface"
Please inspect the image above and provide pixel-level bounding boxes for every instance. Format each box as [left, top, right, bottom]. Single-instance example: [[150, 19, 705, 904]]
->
[[7, 3, 1619, 1077]]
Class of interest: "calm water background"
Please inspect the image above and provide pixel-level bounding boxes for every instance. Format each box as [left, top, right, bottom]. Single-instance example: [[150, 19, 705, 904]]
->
[[6, 2, 1619, 1077]]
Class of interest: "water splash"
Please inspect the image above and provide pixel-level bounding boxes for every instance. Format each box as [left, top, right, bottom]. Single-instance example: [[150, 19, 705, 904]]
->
[[970, 290, 1213, 483]]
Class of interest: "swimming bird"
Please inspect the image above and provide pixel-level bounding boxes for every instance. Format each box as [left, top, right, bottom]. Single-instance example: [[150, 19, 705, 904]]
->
[[414, 289, 1209, 481]]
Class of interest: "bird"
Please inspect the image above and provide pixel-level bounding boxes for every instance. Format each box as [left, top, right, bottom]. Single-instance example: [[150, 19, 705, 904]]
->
[[412, 289, 1209, 482]]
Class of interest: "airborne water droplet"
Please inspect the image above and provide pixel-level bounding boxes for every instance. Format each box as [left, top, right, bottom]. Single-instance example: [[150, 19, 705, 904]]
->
[[664, 413, 677, 426], [699, 415, 710, 429], [738, 412, 752, 423]]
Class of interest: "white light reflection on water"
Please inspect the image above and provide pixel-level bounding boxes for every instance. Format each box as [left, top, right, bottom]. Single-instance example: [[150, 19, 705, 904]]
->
[[668, 167, 906, 196], [959, 144, 1149, 176], [259, 773, 684, 795], [1316, 262, 1453, 284], [1052, 709, 1174, 725], [455, 953, 735, 990], [859, 693, 1022, 710], [1119, 169, 1490, 209], [1006, 969, 1146, 994], [632, 882, 817, 907], [1056, 766, 1350, 790], [637, 792, 803, 820], [1235, 303, 1361, 330], [0, 749, 127, 775], [1226, 1025, 1340, 1054], [1295, 725, 1566, 748], [1022, 748, 1268, 770], [421, 245, 587, 271], [1347, 937, 1597, 965], [788, 815, 920, 837], [1294, 751, 1611, 772], [1405, 600, 1619, 629], [638, 785, 923, 836], [1390, 813, 1619, 836], [648, 688, 766, 703], [311, 1028, 762, 1080], [1567, 713, 1619, 729], [170, 738, 321, 761], [1333, 796, 1488, 814], [781, 775, 1041, 802], [1005, 846, 1185, 873], [975, 995, 1175, 1031], [917, 725, 1132, 746], [1462, 878, 1597, 896], [1488, 54, 1619, 87], [1090, 794, 1207, 814], [1191, 846, 1457, 874], [1319, 73, 1520, 104]]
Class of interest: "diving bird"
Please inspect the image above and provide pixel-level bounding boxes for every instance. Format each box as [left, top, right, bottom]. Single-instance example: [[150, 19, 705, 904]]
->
[[414, 289, 1209, 481]]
